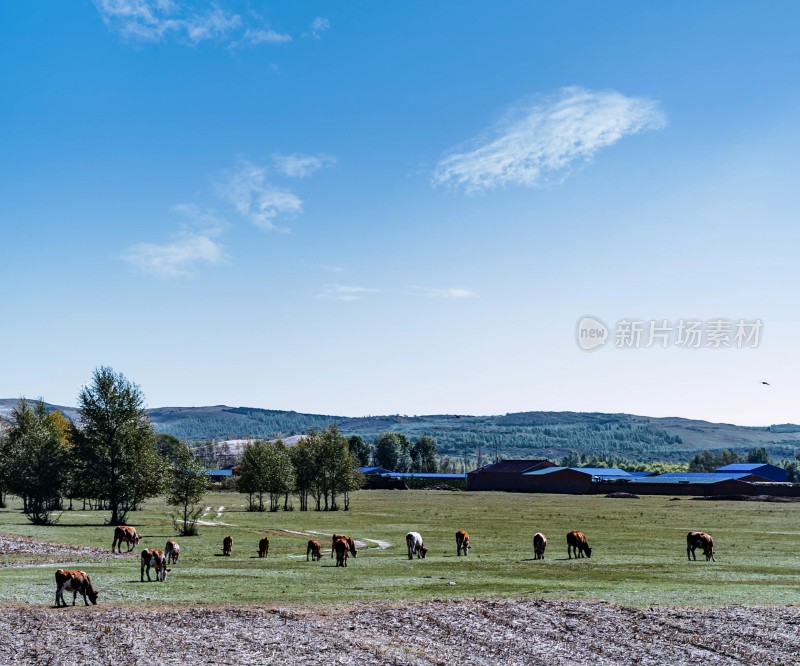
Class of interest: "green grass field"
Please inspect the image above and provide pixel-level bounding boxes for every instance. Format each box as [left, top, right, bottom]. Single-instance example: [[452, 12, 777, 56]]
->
[[1, 490, 799, 608]]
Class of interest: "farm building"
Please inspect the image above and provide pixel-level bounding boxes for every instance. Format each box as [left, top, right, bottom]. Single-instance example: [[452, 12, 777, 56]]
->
[[597, 473, 772, 497], [713, 463, 788, 482], [466, 459, 556, 491], [520, 467, 633, 494]]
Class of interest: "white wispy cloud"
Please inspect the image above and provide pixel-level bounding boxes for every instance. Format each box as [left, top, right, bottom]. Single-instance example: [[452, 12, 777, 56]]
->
[[123, 205, 228, 278], [94, 0, 290, 46], [413, 287, 479, 299], [320, 284, 378, 302], [243, 28, 292, 45], [272, 152, 336, 178], [221, 159, 302, 231], [433, 86, 666, 193], [307, 16, 330, 39]]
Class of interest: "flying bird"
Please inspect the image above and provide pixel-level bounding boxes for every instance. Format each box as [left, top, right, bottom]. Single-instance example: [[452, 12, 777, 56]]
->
[[761, 381, 770, 385]]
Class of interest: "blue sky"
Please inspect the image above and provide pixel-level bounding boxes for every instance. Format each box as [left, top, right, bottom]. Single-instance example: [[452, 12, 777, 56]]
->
[[2, 1, 799, 425]]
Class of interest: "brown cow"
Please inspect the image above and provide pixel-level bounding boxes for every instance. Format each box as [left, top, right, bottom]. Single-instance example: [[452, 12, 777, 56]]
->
[[455, 529, 470, 556], [165, 540, 180, 565], [307, 539, 322, 561], [687, 531, 716, 562], [533, 532, 547, 560], [334, 537, 349, 567], [55, 569, 98, 607], [331, 534, 357, 559], [141, 548, 169, 582], [222, 535, 233, 556], [567, 531, 592, 559], [258, 536, 270, 558], [111, 526, 140, 553]]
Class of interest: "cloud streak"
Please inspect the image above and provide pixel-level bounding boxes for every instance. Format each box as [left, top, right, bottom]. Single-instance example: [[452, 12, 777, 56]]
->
[[320, 284, 379, 302], [414, 287, 479, 299], [221, 159, 302, 231], [272, 152, 336, 178], [433, 87, 666, 193], [123, 204, 227, 278], [94, 0, 290, 46]]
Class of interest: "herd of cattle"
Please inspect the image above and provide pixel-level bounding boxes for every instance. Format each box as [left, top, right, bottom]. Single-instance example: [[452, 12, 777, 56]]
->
[[52, 525, 717, 607]]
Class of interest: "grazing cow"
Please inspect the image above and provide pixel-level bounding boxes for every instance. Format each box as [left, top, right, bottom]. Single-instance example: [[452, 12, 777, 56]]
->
[[567, 531, 592, 559], [140, 548, 169, 582], [55, 569, 98, 607], [258, 536, 270, 558], [455, 529, 470, 556], [165, 540, 180, 565], [111, 525, 140, 553], [687, 531, 716, 562], [334, 537, 349, 567], [406, 531, 427, 560], [533, 532, 547, 560], [331, 534, 358, 559], [307, 539, 322, 561], [222, 535, 233, 556]]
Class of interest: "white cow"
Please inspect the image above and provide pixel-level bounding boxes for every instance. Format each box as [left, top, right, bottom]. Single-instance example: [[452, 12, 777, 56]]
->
[[406, 531, 428, 560]]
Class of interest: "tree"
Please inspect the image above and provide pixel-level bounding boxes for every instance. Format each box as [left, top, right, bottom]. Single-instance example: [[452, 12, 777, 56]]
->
[[747, 447, 770, 464], [167, 441, 208, 536], [237, 441, 271, 511], [72, 367, 165, 525], [372, 432, 411, 472], [290, 435, 318, 511], [410, 436, 439, 473], [4, 400, 70, 524], [348, 435, 371, 466], [262, 440, 295, 512]]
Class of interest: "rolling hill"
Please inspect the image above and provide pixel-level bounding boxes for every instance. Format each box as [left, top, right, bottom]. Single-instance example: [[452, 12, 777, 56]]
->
[[2, 398, 800, 464]]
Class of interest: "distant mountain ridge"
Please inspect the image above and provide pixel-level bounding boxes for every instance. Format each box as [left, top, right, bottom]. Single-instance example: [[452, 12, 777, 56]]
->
[[1, 398, 799, 463]]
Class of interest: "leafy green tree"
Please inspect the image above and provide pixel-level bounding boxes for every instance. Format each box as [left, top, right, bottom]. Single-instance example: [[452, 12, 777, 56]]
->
[[747, 447, 770, 464], [263, 440, 295, 512], [167, 441, 208, 536], [72, 367, 165, 525], [4, 400, 70, 524], [348, 435, 371, 466], [410, 436, 439, 473], [237, 441, 271, 511], [372, 432, 411, 472], [290, 435, 318, 511]]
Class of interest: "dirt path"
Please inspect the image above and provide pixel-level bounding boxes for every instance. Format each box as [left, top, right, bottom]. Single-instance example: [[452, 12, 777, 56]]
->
[[0, 599, 797, 665], [0, 534, 131, 567]]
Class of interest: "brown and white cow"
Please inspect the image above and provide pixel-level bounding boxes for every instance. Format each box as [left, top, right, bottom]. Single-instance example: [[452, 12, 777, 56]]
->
[[455, 529, 470, 556], [258, 536, 270, 558], [307, 539, 322, 561], [55, 569, 98, 607], [533, 532, 547, 560], [222, 535, 233, 556], [406, 531, 427, 560], [331, 534, 357, 559], [567, 531, 592, 559], [334, 537, 349, 567], [141, 548, 169, 582], [111, 525, 140, 553], [687, 531, 716, 562], [165, 540, 180, 565]]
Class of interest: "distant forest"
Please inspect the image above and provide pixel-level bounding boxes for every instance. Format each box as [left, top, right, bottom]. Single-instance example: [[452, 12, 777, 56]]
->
[[147, 407, 800, 465]]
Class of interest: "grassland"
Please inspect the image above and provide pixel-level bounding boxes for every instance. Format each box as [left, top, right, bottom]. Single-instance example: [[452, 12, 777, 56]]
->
[[1, 490, 799, 609]]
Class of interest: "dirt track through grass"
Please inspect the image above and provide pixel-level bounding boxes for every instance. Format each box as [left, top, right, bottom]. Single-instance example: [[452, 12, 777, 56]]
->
[[1, 599, 798, 665]]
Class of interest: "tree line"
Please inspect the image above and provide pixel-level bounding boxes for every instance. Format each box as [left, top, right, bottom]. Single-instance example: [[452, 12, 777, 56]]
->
[[0, 367, 209, 532]]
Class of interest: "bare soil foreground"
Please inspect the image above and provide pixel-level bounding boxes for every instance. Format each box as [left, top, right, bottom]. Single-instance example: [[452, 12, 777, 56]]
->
[[1, 599, 798, 665]]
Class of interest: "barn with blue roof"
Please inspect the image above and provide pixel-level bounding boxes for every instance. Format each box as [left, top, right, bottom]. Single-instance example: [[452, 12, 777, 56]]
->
[[713, 463, 787, 482]]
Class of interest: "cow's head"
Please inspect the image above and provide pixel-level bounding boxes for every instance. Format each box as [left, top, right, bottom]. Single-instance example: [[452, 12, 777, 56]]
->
[[584, 546, 592, 558], [133, 533, 141, 545], [87, 588, 99, 605], [421, 547, 428, 558]]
